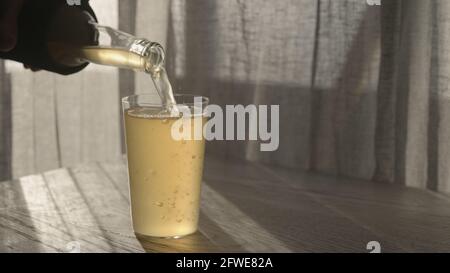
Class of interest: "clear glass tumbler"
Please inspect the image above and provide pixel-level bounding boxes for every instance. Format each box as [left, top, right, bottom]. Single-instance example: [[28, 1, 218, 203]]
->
[[122, 94, 208, 238]]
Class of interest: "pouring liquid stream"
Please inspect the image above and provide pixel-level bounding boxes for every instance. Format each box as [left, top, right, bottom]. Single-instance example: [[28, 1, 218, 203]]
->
[[148, 66, 179, 117]]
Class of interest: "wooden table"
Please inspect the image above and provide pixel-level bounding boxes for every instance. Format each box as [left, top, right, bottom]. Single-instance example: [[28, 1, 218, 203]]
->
[[1, 155, 450, 253]]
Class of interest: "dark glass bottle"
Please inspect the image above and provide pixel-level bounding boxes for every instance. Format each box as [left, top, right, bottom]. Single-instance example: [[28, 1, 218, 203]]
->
[[0, 0, 165, 76]]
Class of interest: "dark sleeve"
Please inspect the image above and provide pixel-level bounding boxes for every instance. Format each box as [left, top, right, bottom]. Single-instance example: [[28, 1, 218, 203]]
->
[[0, 0, 97, 75]]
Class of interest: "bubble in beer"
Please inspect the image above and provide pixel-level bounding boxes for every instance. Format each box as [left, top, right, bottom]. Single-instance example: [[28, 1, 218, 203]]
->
[[192, 155, 197, 159], [153, 202, 164, 207]]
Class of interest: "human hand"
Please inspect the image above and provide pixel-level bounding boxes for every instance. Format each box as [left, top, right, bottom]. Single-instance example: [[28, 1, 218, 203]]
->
[[0, 0, 24, 52]]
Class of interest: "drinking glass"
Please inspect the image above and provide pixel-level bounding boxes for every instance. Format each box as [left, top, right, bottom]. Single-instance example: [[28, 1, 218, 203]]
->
[[122, 94, 208, 238]]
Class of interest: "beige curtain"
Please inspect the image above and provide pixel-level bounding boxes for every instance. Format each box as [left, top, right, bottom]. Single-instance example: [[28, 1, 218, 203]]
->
[[1, 0, 450, 194], [167, 0, 380, 178]]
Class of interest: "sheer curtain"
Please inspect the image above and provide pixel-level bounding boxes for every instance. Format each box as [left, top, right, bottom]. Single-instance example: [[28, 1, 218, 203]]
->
[[167, 0, 381, 179], [1, 0, 450, 194]]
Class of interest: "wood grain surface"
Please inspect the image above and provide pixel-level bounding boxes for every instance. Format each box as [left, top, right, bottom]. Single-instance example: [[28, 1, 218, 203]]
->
[[1, 155, 450, 253]]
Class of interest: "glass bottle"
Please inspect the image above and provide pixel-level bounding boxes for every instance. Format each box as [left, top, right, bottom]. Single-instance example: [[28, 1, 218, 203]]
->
[[47, 7, 165, 74], [0, 0, 165, 75]]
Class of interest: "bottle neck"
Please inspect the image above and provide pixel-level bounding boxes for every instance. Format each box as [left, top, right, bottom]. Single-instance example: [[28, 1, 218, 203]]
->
[[74, 40, 165, 72], [49, 27, 166, 72], [46, 5, 166, 72]]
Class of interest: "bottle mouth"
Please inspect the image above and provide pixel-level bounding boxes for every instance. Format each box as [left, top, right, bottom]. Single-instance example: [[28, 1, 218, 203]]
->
[[142, 41, 166, 73], [127, 39, 166, 73]]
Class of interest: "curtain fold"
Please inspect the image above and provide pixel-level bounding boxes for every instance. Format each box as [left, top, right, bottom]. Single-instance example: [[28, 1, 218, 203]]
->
[[0, 60, 12, 181], [375, 0, 450, 193]]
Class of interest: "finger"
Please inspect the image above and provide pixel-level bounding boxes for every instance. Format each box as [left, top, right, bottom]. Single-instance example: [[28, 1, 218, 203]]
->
[[0, 0, 25, 52], [23, 64, 41, 72]]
